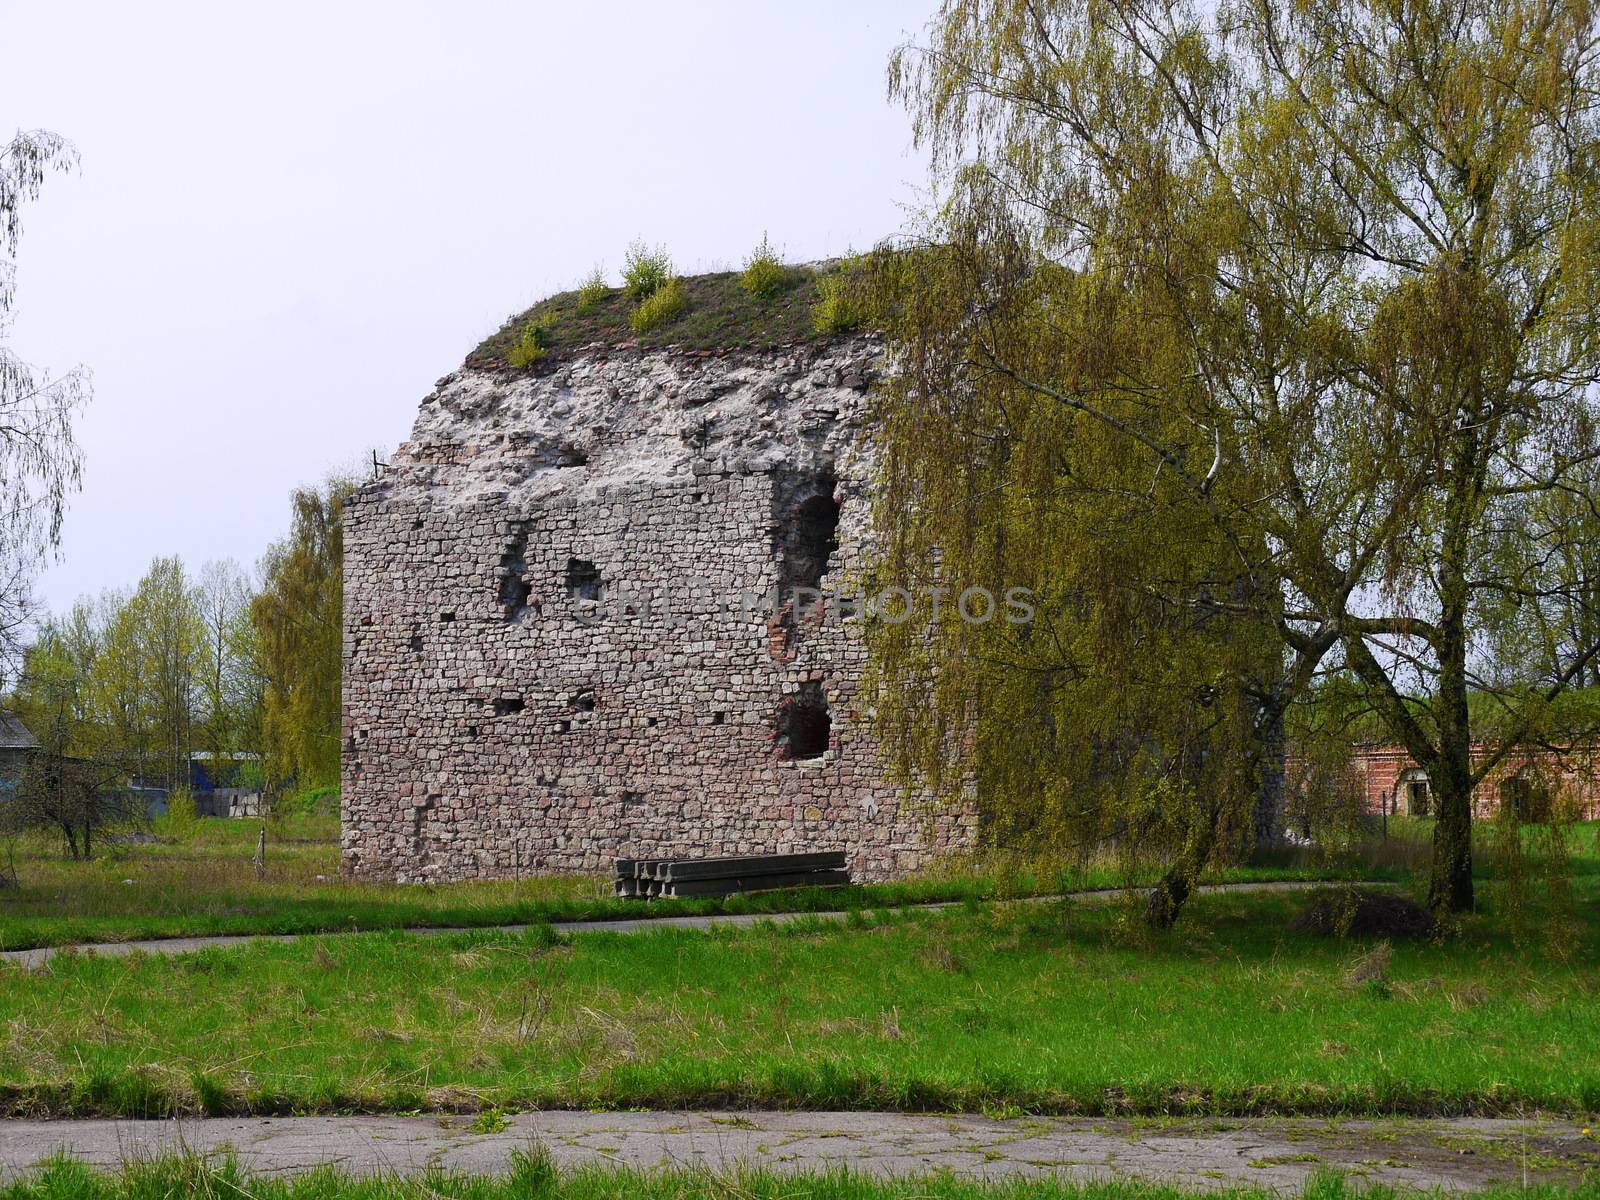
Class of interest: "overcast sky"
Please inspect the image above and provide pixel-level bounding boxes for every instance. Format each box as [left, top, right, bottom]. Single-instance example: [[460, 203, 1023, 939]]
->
[[1, 1, 933, 614]]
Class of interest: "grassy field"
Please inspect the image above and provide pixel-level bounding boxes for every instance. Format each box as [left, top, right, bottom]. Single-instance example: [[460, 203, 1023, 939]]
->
[[8, 1154, 1595, 1200], [0, 808, 1376, 951], [0, 841, 1595, 1119]]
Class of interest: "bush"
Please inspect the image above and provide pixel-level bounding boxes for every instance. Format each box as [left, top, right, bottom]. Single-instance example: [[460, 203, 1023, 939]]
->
[[576, 265, 608, 313], [622, 240, 673, 302], [1291, 887, 1435, 940], [812, 269, 868, 334], [506, 317, 554, 369], [153, 788, 198, 840], [629, 276, 687, 334], [740, 233, 787, 299]]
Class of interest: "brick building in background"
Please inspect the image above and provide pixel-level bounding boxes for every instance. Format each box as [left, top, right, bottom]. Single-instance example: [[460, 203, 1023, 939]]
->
[[1346, 743, 1600, 822]]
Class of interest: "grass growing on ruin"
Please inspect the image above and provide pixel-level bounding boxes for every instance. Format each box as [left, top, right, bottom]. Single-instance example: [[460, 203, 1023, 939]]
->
[[0, 806, 1388, 952], [9, 1155, 1597, 1200], [466, 268, 832, 369], [1, 842, 1596, 1120]]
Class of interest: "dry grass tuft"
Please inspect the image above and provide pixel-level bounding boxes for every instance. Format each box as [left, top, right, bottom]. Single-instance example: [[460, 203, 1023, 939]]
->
[[1342, 940, 1392, 988]]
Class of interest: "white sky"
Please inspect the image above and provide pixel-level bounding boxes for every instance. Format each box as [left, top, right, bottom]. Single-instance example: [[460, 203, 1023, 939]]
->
[[1, 1, 933, 614]]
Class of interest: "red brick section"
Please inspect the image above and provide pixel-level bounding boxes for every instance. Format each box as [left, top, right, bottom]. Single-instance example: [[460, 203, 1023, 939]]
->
[[1336, 744, 1600, 820]]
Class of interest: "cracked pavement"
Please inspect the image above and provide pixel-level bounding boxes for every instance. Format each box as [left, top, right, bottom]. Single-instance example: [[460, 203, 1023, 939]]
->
[[0, 1112, 1594, 1191]]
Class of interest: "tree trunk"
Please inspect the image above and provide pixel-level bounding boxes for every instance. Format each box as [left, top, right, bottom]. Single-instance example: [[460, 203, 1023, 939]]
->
[[1429, 756, 1474, 913], [1145, 865, 1194, 929], [1429, 455, 1476, 915], [1428, 613, 1474, 914], [1145, 804, 1218, 929]]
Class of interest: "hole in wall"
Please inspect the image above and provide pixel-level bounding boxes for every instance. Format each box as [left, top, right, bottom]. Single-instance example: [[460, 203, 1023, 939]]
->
[[621, 790, 644, 813], [646, 716, 659, 727], [560, 450, 589, 468], [566, 557, 604, 601], [776, 681, 831, 761], [571, 689, 596, 713], [440, 611, 456, 623], [557, 719, 572, 733], [790, 493, 842, 589], [498, 524, 533, 619], [493, 696, 525, 717], [773, 472, 842, 596], [408, 633, 423, 653], [712, 711, 727, 725]]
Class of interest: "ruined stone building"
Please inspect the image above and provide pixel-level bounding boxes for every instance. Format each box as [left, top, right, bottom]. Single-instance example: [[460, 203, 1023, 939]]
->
[[341, 284, 977, 881]]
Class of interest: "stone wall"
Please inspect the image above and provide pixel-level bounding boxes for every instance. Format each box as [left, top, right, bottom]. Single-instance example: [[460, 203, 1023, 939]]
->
[[341, 335, 977, 881]]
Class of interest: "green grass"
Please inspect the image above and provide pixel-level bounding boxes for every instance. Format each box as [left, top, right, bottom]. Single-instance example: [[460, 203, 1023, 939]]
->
[[8, 1154, 1596, 1200], [1, 871, 1595, 1119], [465, 268, 838, 369], [0, 812, 1376, 952]]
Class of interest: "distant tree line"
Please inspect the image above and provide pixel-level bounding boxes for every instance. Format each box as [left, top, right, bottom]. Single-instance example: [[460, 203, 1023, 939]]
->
[[3, 475, 353, 853]]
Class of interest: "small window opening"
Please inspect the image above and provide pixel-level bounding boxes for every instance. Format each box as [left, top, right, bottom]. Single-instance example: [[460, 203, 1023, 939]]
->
[[777, 682, 831, 761], [646, 716, 659, 727], [466, 725, 479, 740], [566, 557, 604, 601], [494, 696, 525, 717], [408, 632, 423, 653], [440, 610, 456, 623], [571, 689, 596, 713], [712, 711, 727, 726], [557, 719, 572, 734]]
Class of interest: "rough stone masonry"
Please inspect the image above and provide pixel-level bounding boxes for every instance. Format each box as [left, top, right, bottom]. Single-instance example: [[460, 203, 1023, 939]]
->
[[341, 331, 977, 882]]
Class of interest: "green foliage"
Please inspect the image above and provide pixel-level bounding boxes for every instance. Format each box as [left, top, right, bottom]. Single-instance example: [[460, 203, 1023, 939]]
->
[[575, 265, 608, 313], [880, 0, 1600, 920], [811, 265, 868, 333], [505, 317, 554, 369], [470, 1107, 511, 1133], [862, 243, 1276, 924], [252, 475, 354, 791], [621, 240, 673, 302], [1487, 781, 1583, 959], [739, 233, 787, 299], [628, 276, 687, 334], [152, 787, 197, 839]]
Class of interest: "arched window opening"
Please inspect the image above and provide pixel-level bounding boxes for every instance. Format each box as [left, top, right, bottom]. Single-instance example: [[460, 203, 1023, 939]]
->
[[777, 682, 831, 761]]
